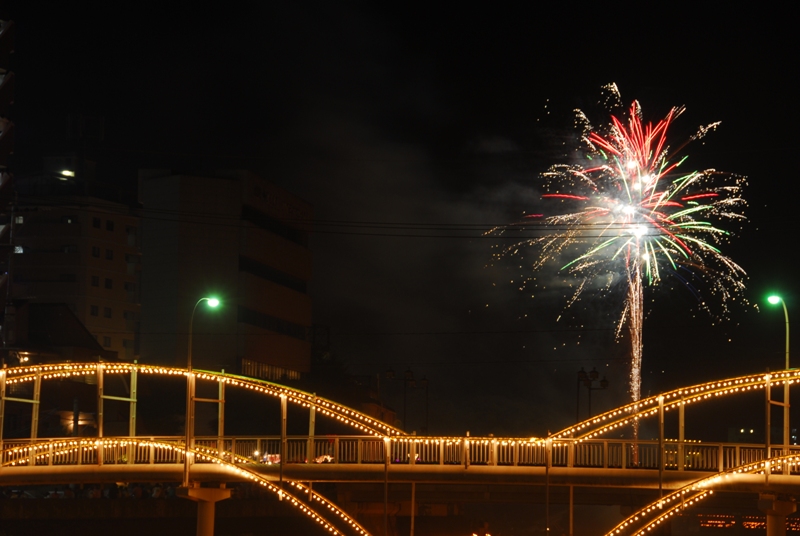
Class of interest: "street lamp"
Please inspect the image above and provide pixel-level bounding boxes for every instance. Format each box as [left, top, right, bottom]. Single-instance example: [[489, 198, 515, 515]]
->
[[768, 295, 791, 450], [576, 367, 609, 420], [183, 296, 220, 487]]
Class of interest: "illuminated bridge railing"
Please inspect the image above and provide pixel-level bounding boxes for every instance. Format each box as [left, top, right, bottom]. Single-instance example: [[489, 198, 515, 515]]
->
[[2, 438, 184, 466], [3, 437, 796, 475]]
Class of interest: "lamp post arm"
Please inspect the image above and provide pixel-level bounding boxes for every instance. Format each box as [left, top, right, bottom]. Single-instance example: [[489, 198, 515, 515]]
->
[[187, 297, 209, 373], [783, 300, 790, 370]]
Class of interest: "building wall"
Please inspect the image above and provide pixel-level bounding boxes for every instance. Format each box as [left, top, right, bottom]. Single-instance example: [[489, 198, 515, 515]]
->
[[10, 198, 141, 360], [139, 170, 312, 379]]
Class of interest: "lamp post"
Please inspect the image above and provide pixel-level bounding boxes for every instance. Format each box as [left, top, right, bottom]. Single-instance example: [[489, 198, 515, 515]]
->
[[768, 295, 791, 450], [183, 296, 220, 488], [420, 376, 429, 435], [386, 368, 418, 431], [577, 368, 588, 423], [403, 368, 416, 430], [577, 367, 609, 420]]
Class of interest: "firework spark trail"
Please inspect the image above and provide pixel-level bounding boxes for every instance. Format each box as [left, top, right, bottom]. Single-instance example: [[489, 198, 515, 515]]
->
[[627, 261, 643, 405], [492, 84, 747, 410]]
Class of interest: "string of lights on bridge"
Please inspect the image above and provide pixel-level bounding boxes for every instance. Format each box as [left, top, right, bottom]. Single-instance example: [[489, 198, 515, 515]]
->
[[554, 370, 800, 442], [5, 362, 800, 535], [606, 453, 800, 536], [6, 362, 800, 449], [1, 438, 370, 536], [1, 362, 405, 438]]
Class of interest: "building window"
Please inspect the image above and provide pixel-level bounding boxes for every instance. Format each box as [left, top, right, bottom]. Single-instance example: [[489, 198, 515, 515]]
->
[[62, 245, 78, 253], [238, 306, 308, 341], [239, 255, 307, 293], [241, 359, 300, 381], [13, 246, 23, 254], [106, 220, 114, 231], [103, 336, 111, 347], [90, 305, 99, 316], [126, 226, 138, 246], [241, 205, 308, 247], [103, 307, 112, 318], [91, 275, 99, 287], [105, 249, 113, 260], [14, 215, 23, 225], [93, 217, 101, 228], [124, 282, 137, 292], [104, 278, 112, 289], [92, 246, 100, 257]]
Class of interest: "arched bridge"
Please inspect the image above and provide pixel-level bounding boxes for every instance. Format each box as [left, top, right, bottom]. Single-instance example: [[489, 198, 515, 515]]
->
[[1, 363, 799, 535]]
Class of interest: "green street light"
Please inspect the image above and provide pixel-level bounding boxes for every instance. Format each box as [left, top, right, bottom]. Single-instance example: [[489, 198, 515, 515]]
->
[[767, 294, 791, 450], [184, 296, 221, 488]]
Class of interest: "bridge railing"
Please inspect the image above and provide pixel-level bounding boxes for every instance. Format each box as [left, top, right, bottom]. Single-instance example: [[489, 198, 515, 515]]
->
[[1, 438, 185, 467], [190, 436, 795, 473], [4, 436, 797, 475]]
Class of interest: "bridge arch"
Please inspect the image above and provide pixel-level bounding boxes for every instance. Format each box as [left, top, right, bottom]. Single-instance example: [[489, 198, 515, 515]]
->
[[0, 362, 404, 438], [553, 370, 800, 441], [605, 453, 800, 535], [3, 364, 799, 535], [1, 437, 372, 536]]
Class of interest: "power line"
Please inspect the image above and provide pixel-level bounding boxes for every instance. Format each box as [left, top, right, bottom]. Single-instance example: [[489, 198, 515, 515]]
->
[[346, 356, 631, 367], [11, 195, 712, 240], [87, 320, 751, 337]]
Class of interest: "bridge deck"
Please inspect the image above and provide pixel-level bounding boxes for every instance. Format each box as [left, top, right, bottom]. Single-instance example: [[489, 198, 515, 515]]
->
[[1, 435, 795, 490]]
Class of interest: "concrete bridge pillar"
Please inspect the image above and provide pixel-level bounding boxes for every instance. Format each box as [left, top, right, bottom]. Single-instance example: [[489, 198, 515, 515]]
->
[[178, 486, 232, 536], [758, 493, 796, 536]]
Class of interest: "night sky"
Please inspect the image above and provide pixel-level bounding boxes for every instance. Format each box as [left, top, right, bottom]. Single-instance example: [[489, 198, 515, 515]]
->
[[3, 3, 798, 438]]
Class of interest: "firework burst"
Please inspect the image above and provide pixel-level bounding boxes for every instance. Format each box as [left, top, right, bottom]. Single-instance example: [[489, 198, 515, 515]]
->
[[495, 84, 747, 406]]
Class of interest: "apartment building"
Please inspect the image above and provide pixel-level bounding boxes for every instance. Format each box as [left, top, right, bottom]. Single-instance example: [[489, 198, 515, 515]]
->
[[7, 196, 141, 360]]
